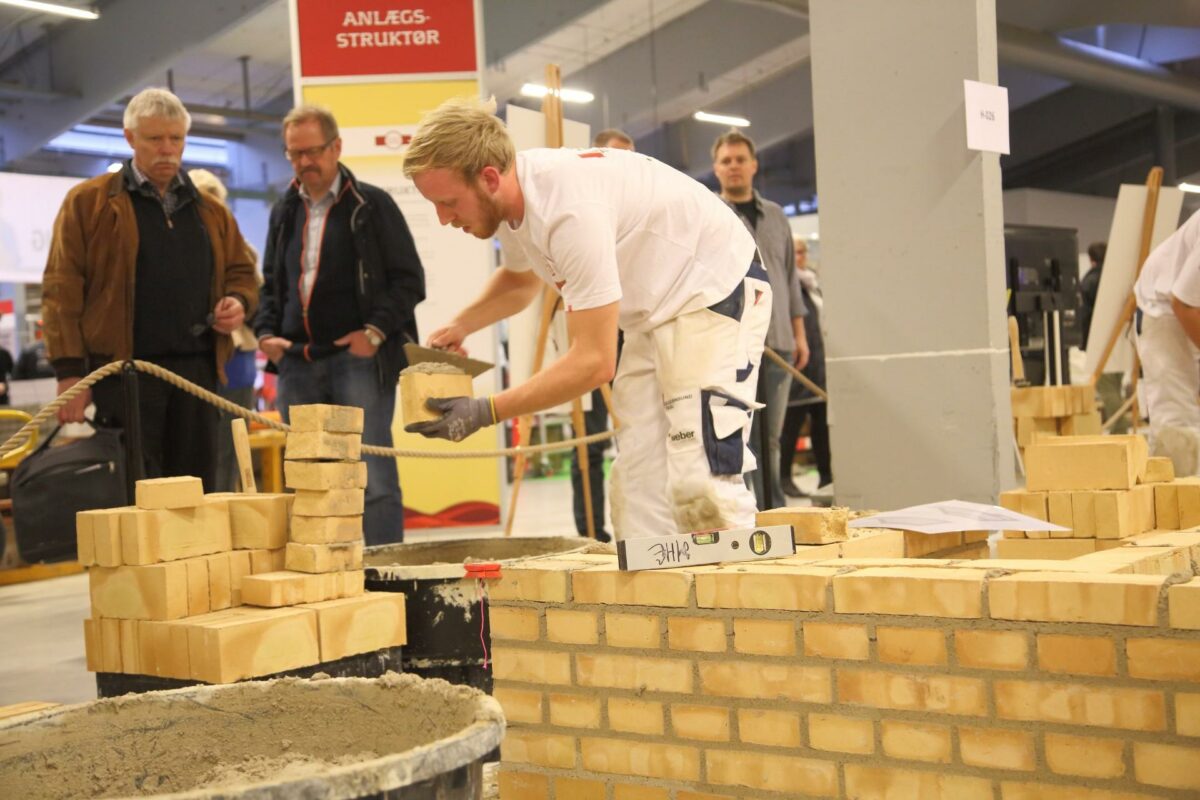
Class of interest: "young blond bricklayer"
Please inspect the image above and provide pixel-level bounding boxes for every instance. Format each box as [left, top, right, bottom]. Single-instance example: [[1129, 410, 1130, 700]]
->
[[487, 546, 1200, 800]]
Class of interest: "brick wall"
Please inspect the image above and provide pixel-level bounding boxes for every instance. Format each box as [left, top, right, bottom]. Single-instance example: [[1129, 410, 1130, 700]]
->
[[489, 537, 1200, 799]]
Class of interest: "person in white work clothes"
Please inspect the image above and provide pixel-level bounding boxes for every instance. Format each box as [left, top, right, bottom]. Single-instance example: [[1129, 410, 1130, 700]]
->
[[399, 97, 772, 539], [1134, 208, 1200, 475]]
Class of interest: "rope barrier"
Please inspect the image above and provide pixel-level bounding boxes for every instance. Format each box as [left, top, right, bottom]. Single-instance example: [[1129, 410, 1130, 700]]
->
[[0, 349, 823, 461]]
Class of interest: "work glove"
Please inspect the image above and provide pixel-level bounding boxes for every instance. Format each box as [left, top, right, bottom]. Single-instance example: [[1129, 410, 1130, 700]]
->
[[405, 396, 495, 442]]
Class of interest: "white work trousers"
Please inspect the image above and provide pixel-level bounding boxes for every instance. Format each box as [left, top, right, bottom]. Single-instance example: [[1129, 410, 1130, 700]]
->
[[610, 269, 772, 539], [1137, 312, 1200, 475]]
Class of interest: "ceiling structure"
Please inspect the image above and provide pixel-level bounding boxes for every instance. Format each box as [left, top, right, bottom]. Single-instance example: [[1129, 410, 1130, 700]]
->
[[0, 0, 1199, 208]]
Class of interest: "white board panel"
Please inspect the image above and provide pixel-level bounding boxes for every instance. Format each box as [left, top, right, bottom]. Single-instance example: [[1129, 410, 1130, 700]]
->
[[0, 173, 82, 284]]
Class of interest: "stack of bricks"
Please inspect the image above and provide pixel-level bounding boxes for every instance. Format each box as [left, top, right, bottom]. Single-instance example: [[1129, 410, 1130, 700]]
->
[[758, 506, 990, 560], [79, 404, 406, 684], [490, 527, 1200, 799], [1011, 384, 1101, 454], [999, 434, 1181, 560], [241, 403, 369, 607]]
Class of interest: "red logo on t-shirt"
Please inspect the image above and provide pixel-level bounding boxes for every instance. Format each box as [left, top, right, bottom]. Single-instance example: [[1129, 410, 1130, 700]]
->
[[555, 280, 566, 290], [579, 151, 605, 159]]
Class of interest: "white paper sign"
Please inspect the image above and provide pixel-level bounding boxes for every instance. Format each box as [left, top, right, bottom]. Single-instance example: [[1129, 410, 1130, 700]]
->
[[963, 79, 1010, 155], [849, 500, 1068, 535]]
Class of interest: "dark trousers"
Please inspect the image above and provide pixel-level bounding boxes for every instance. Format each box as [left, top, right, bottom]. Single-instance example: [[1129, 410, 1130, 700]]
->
[[570, 387, 608, 536], [92, 354, 219, 492], [780, 400, 833, 488], [277, 350, 403, 547]]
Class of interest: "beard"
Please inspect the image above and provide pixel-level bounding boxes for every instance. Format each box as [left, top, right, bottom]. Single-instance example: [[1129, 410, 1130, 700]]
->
[[468, 183, 504, 239]]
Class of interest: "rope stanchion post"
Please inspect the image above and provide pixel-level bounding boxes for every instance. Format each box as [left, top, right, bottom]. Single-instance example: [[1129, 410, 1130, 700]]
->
[[120, 361, 145, 501]]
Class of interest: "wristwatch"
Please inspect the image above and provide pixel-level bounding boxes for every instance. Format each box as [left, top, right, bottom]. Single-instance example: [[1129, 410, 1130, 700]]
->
[[363, 328, 384, 347]]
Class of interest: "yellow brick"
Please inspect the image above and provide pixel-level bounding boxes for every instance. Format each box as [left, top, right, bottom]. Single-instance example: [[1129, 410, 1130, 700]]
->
[[186, 557, 210, 616], [241, 571, 335, 607], [733, 618, 796, 656], [1127, 638, 1200, 682], [1176, 694, 1200, 736], [496, 770, 548, 800], [492, 687, 542, 724], [756, 505, 848, 544], [502, 729, 575, 769], [302, 593, 405, 661], [994, 538, 1098, 559], [999, 489, 1048, 520], [958, 727, 1035, 771], [554, 777, 604, 800], [605, 612, 661, 648], [737, 708, 801, 748], [488, 561, 581, 603], [877, 626, 947, 666], [120, 505, 231, 565], [1025, 437, 1147, 491], [1169, 578, 1200, 629], [1133, 742, 1200, 791], [1071, 490, 1097, 537], [667, 616, 726, 652], [1036, 634, 1117, 676], [671, 704, 730, 742], [214, 493, 292, 549], [1094, 489, 1137, 538], [700, 661, 830, 703], [75, 512, 96, 566], [903, 531, 965, 557], [607, 698, 663, 735], [1015, 415, 1057, 447], [89, 507, 128, 566], [988, 572, 1165, 626], [284, 459, 367, 490], [695, 565, 834, 610], [205, 552, 232, 611], [612, 786, 669, 800], [880, 719, 952, 763], [580, 737, 699, 781], [185, 607, 319, 683], [82, 618, 101, 672], [999, 783, 1162, 800], [1046, 492, 1074, 535], [845, 765, 993, 800], [1154, 482, 1180, 530], [489, 607, 540, 641], [1044, 732, 1125, 779], [837, 669, 986, 716], [676, 792, 736, 800], [572, 564, 692, 607], [808, 713, 873, 754], [284, 541, 363, 573], [288, 403, 364, 433], [118, 618, 139, 673], [833, 567, 985, 618], [1144, 456, 1176, 483], [284, 430, 361, 460], [89, 561, 189, 620], [135, 476, 204, 509], [399, 372, 474, 426], [291, 489, 365, 518], [491, 646, 571, 686], [705, 749, 838, 795], [802, 621, 868, 660], [994, 679, 1165, 731], [576, 653, 692, 693], [543, 608, 598, 645], [954, 629, 1028, 671], [548, 693, 601, 729], [288, 515, 363, 545]]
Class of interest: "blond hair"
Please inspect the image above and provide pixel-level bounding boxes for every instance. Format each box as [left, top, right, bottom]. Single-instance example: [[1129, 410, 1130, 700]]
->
[[402, 96, 515, 181], [188, 168, 228, 205], [282, 104, 339, 141], [124, 87, 191, 132]]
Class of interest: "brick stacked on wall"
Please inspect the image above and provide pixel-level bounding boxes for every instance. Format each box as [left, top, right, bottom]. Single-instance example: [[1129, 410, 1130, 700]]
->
[[1011, 385, 1101, 455], [490, 534, 1200, 799]]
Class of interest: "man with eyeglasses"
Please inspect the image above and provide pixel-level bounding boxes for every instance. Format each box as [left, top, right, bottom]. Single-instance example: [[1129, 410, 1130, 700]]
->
[[42, 87, 258, 489], [256, 105, 425, 545]]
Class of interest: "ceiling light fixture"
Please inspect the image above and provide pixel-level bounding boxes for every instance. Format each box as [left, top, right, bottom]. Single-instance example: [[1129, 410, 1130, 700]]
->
[[0, 0, 99, 20], [520, 83, 595, 104], [693, 110, 750, 127], [1180, 182, 1200, 194]]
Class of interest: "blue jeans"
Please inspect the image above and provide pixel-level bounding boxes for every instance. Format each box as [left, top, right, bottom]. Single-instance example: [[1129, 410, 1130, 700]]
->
[[277, 351, 404, 545]]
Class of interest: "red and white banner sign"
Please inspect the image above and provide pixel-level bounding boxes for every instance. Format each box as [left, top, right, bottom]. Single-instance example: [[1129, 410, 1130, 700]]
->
[[294, 0, 477, 79]]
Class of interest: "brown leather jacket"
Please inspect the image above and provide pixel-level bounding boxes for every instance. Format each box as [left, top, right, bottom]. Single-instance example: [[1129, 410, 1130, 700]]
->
[[42, 169, 259, 383]]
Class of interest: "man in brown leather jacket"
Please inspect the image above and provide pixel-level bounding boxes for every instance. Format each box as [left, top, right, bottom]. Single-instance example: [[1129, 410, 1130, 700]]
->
[[42, 88, 258, 489]]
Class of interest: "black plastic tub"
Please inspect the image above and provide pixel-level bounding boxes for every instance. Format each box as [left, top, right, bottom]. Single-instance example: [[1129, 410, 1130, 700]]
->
[[364, 537, 597, 693]]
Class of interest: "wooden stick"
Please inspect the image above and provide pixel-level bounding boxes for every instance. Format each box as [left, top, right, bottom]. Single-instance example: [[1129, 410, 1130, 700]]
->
[[763, 347, 828, 401], [230, 418, 256, 494], [1090, 166, 1165, 385], [570, 396, 597, 539], [1007, 316, 1025, 384]]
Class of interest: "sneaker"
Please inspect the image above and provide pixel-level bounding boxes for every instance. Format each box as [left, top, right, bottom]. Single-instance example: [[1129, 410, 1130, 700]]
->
[[580, 529, 612, 543], [782, 479, 808, 498]]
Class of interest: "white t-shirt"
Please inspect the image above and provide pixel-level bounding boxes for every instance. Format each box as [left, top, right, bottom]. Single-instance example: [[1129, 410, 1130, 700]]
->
[[496, 148, 757, 332], [1135, 208, 1200, 318]]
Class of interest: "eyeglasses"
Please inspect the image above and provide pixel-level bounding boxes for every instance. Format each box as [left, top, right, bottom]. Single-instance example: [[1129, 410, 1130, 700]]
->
[[284, 139, 335, 162]]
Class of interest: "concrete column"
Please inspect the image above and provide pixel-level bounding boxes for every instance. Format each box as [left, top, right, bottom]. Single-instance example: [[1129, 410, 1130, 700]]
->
[[809, 0, 1014, 510]]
